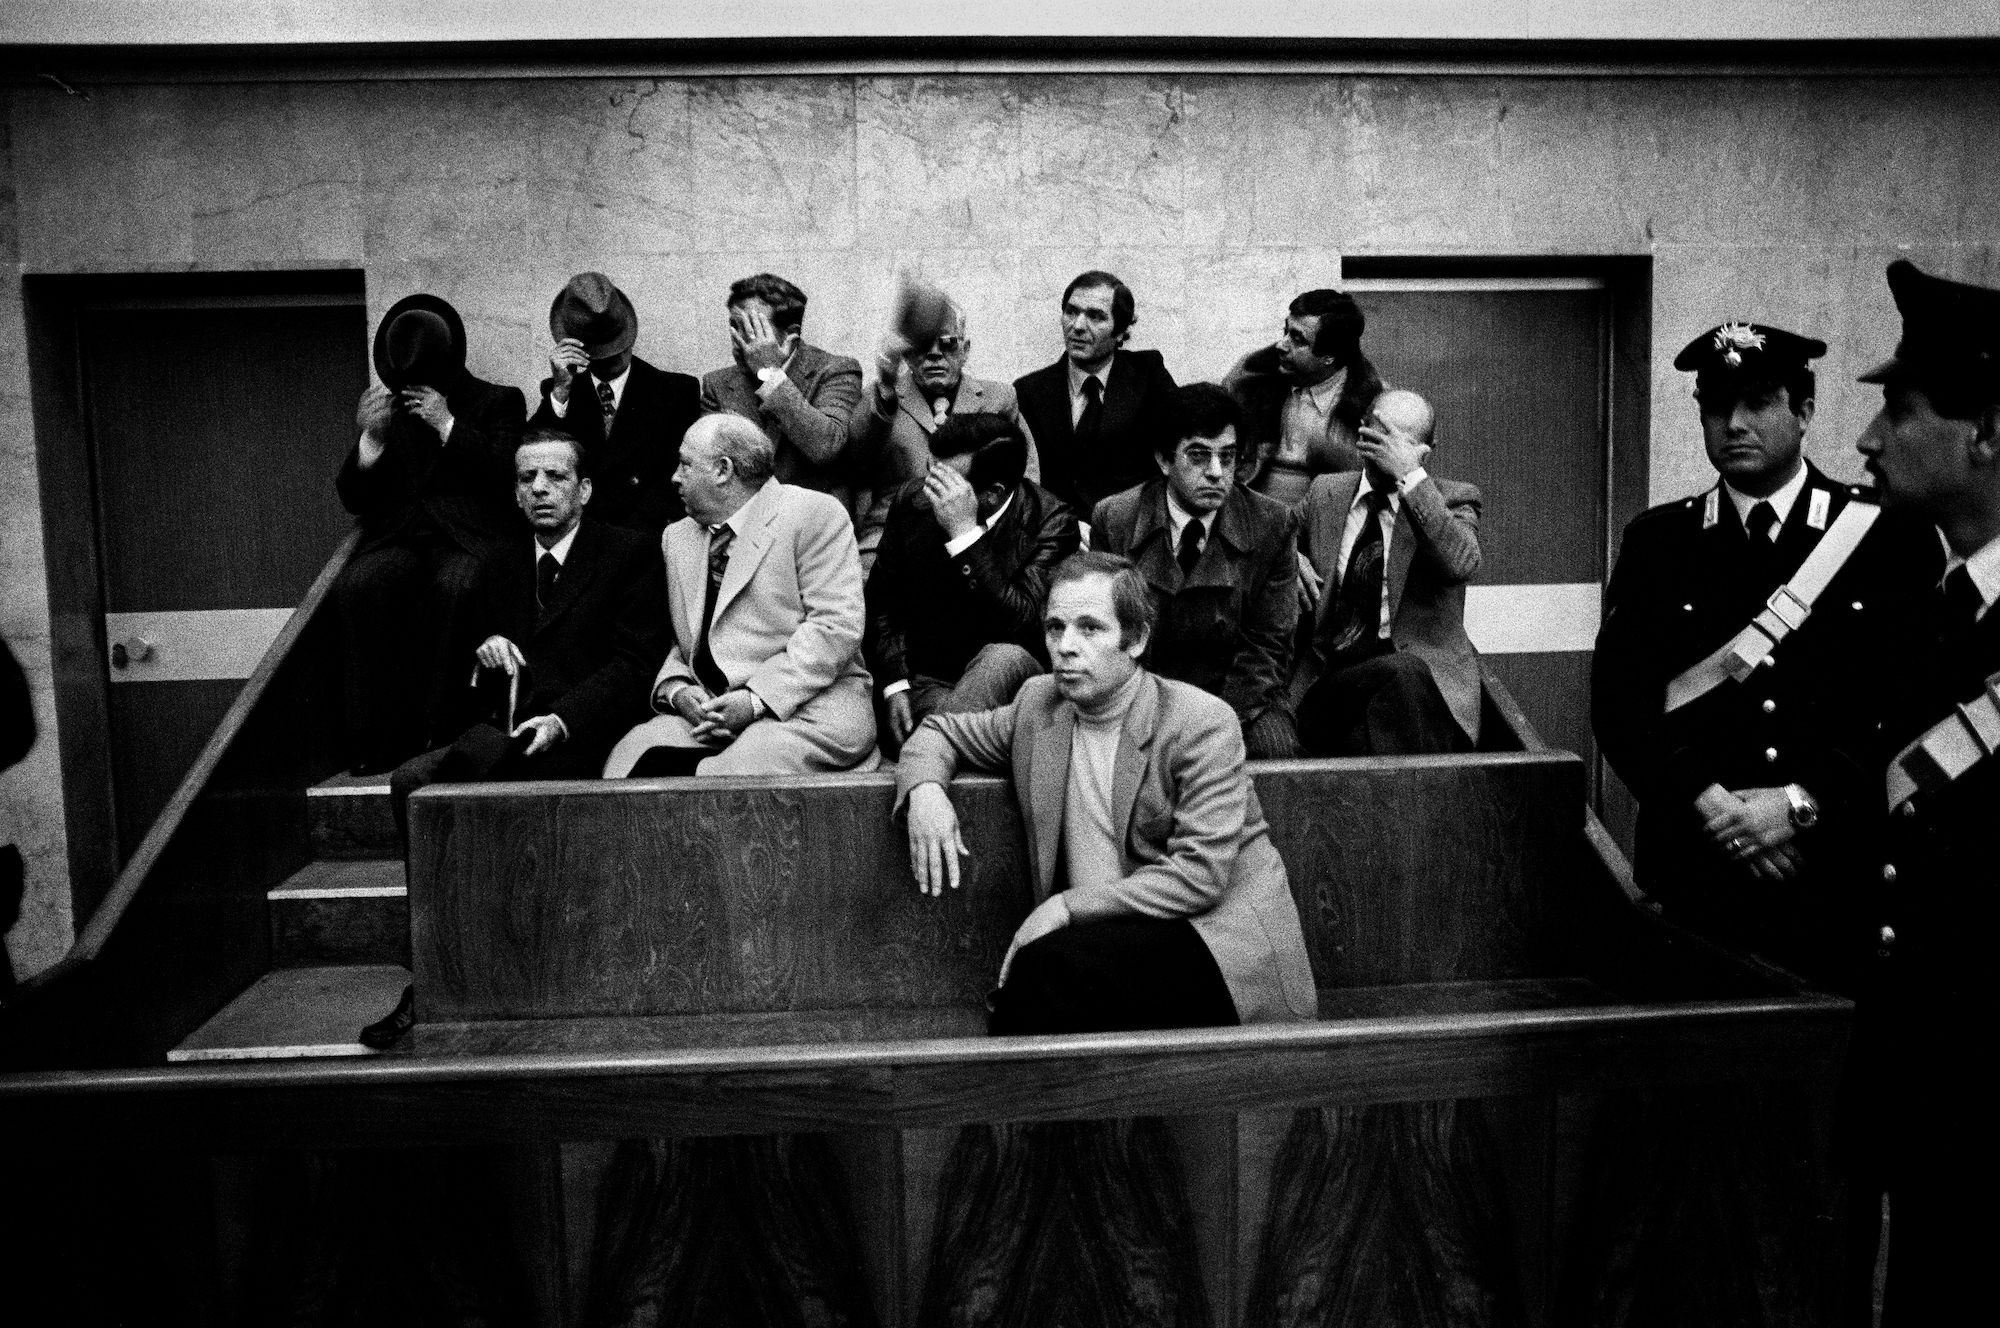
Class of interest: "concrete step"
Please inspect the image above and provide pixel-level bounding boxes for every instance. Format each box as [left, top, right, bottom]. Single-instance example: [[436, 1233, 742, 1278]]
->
[[168, 965, 412, 1062], [268, 859, 409, 968], [308, 772, 397, 859]]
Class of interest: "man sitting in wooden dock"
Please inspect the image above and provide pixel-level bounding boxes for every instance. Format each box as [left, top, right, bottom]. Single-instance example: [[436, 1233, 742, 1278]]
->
[[897, 550, 1316, 1033]]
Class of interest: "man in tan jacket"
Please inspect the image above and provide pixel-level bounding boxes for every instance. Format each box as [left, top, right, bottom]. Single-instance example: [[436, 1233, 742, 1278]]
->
[[898, 550, 1316, 1033]]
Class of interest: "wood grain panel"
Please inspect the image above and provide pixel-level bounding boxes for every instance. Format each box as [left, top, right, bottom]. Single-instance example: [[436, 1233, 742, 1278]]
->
[[409, 777, 1035, 1023], [1253, 755, 1585, 989]]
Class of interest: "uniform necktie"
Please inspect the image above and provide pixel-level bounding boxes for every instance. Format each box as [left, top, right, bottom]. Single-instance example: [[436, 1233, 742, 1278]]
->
[[595, 377, 618, 433], [693, 525, 734, 696], [1746, 501, 1777, 543], [1076, 375, 1104, 445], [536, 552, 560, 609], [1323, 488, 1391, 658], [1939, 563, 1984, 639], [1177, 519, 1204, 578]]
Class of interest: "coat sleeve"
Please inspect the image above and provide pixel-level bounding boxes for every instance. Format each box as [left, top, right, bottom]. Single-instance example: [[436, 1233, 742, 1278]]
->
[[334, 434, 388, 517], [550, 544, 673, 749], [453, 384, 528, 479], [1401, 476, 1482, 584], [846, 377, 897, 471], [1222, 511, 1300, 724], [893, 695, 1024, 815], [744, 497, 867, 719], [1064, 699, 1244, 923], [1592, 517, 1689, 805], [759, 357, 864, 468], [994, 383, 1042, 484]]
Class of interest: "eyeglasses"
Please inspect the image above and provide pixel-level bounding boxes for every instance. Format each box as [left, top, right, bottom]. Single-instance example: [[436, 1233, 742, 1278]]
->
[[916, 335, 967, 356], [1181, 446, 1239, 470]]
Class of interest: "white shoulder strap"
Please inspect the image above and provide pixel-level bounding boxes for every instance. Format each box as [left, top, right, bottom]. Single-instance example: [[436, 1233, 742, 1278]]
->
[[1887, 670, 2000, 811], [1664, 497, 1880, 713]]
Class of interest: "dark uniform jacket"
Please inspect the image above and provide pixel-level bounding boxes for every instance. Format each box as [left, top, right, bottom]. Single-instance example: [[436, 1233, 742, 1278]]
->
[[865, 479, 1079, 688], [529, 357, 701, 537], [1593, 462, 1943, 983], [1224, 345, 1383, 508], [464, 519, 669, 771], [1846, 570, 2000, 1175], [1090, 480, 1299, 728], [1014, 348, 1178, 516], [335, 372, 528, 560]]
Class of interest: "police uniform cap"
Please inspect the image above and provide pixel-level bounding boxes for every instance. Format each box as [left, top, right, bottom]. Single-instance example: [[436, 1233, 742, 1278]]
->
[[1857, 260, 2000, 396], [1674, 322, 1827, 395]]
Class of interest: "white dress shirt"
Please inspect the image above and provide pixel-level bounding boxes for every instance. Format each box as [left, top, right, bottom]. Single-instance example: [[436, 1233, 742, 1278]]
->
[[1068, 359, 1113, 426], [1164, 489, 1218, 568], [1335, 468, 1430, 640], [548, 364, 632, 420], [535, 522, 580, 564], [1722, 460, 1809, 540], [1276, 369, 1346, 465]]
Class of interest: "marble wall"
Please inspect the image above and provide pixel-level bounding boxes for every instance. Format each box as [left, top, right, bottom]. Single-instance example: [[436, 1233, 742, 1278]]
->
[[1, 69, 1996, 976]]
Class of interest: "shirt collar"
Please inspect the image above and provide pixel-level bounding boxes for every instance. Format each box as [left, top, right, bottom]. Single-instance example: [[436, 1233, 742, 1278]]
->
[[1348, 475, 1402, 516], [982, 491, 1015, 534], [539, 522, 581, 564], [1947, 530, 2000, 614], [1295, 366, 1347, 412], [1723, 461, 1810, 535], [590, 363, 632, 406], [1068, 357, 1112, 399], [1164, 488, 1217, 543]]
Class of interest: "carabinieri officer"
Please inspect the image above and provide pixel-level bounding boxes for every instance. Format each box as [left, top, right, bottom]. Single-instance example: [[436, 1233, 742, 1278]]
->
[[1848, 259, 2000, 1325], [1593, 320, 1942, 987]]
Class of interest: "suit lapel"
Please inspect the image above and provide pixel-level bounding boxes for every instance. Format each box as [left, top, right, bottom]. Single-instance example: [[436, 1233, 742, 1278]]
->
[[1110, 674, 1160, 850], [1100, 350, 1142, 441], [666, 520, 708, 649], [1385, 491, 1418, 618], [1312, 472, 1362, 635], [535, 522, 601, 633], [898, 392, 935, 438], [1037, 359, 1076, 447], [1029, 703, 1074, 896], [711, 480, 782, 622]]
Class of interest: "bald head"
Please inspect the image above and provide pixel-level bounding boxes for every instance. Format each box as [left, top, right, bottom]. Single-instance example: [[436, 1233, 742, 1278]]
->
[[1368, 389, 1436, 448]]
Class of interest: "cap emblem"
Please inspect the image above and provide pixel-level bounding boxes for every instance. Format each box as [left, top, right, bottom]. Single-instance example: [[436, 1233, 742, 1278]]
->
[[1713, 322, 1767, 368]]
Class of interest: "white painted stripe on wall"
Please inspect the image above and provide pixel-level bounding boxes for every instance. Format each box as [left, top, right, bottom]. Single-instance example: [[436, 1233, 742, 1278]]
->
[[104, 608, 295, 683], [1465, 583, 1601, 655]]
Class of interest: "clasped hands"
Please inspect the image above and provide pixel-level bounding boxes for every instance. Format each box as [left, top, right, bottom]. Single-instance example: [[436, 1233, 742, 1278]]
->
[[664, 682, 760, 745], [1696, 783, 1804, 882], [473, 635, 565, 756], [907, 782, 1071, 987]]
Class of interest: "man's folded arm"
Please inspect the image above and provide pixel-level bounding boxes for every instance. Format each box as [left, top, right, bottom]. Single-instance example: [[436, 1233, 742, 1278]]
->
[[1402, 475, 1481, 583]]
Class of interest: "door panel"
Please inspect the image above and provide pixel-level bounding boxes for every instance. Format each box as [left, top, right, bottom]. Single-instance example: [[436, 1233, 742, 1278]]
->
[[77, 297, 367, 858], [1347, 280, 1608, 768]]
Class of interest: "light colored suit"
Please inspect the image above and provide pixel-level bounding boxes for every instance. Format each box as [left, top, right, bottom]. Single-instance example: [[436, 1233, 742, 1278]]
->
[[896, 671, 1317, 1025], [604, 478, 877, 776], [1291, 469, 1484, 744], [846, 374, 1041, 564]]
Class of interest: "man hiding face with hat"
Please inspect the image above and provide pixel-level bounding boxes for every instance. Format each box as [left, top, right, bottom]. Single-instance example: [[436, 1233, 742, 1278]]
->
[[1843, 260, 2000, 1326], [1593, 317, 1942, 990], [530, 272, 702, 538], [334, 293, 529, 774]]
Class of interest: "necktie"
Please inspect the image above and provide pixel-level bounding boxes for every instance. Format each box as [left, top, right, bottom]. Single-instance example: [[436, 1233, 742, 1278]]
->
[[1177, 520, 1204, 578], [595, 377, 618, 433], [1323, 489, 1391, 659], [1939, 564, 1984, 642], [1076, 375, 1104, 445], [931, 397, 951, 428], [1746, 501, 1777, 543], [693, 525, 734, 696], [536, 551, 560, 609]]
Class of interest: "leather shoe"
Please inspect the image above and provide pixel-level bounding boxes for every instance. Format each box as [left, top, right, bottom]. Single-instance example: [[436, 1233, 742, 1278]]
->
[[359, 984, 415, 1050]]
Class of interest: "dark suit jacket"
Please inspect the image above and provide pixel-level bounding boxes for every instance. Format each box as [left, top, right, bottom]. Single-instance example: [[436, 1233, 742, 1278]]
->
[[530, 357, 701, 537], [1091, 480, 1298, 728], [865, 479, 1080, 689], [1293, 469, 1484, 744], [336, 372, 528, 560], [1592, 462, 1942, 966], [701, 343, 864, 509], [1015, 348, 1178, 516], [1225, 346, 1383, 507], [465, 520, 669, 767]]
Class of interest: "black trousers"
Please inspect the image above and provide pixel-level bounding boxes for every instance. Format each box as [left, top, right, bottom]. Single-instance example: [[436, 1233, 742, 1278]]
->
[[989, 916, 1239, 1036], [335, 524, 484, 766], [1296, 645, 1469, 757], [389, 729, 611, 849]]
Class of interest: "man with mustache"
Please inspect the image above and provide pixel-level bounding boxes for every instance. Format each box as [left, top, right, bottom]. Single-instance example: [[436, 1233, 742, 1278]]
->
[[1593, 321, 1940, 986], [1089, 384, 1300, 759]]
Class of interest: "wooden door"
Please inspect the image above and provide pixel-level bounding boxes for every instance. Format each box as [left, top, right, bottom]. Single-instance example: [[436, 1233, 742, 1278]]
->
[[1345, 278, 1610, 786], [76, 293, 368, 859]]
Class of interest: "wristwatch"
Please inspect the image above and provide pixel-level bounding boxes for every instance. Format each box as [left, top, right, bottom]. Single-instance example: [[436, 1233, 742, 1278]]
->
[[1783, 783, 1821, 829], [756, 366, 783, 387]]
